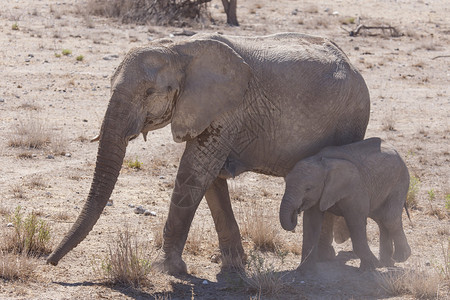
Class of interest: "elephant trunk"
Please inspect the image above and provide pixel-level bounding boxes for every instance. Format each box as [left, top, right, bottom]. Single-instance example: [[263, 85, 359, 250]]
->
[[279, 193, 300, 231], [47, 102, 130, 265]]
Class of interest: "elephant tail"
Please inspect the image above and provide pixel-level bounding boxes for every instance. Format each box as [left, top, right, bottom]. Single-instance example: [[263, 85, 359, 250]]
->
[[404, 203, 412, 224]]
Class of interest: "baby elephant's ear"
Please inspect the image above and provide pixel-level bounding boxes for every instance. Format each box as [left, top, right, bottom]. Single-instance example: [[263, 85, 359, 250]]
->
[[319, 158, 363, 212]]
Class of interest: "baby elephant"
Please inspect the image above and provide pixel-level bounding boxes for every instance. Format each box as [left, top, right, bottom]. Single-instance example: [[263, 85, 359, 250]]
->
[[280, 137, 411, 271]]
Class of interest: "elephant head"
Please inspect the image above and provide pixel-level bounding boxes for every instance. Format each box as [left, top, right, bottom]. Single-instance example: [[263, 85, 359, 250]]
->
[[279, 157, 363, 231], [47, 37, 252, 265]]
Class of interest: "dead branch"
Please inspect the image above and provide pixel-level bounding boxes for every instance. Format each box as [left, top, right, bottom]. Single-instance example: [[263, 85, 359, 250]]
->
[[431, 55, 450, 60], [349, 25, 401, 37]]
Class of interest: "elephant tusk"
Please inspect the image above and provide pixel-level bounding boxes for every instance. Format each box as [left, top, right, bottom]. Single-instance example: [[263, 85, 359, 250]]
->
[[90, 134, 100, 143]]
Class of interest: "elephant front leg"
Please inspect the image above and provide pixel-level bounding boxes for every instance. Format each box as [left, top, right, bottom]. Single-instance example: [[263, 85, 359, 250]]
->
[[318, 212, 336, 261], [162, 130, 234, 274], [375, 220, 394, 267], [299, 205, 324, 272], [205, 177, 245, 270]]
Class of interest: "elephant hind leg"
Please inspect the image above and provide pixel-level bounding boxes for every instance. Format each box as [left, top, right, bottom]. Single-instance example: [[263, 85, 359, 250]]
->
[[344, 215, 379, 270], [205, 177, 245, 270], [375, 219, 394, 267], [384, 218, 411, 262]]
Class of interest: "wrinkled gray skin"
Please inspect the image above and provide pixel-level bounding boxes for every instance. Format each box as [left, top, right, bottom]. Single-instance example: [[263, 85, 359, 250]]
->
[[46, 33, 370, 274], [280, 138, 411, 271]]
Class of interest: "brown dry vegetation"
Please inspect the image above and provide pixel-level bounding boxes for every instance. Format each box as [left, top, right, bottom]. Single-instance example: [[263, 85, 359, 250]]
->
[[0, 0, 449, 299]]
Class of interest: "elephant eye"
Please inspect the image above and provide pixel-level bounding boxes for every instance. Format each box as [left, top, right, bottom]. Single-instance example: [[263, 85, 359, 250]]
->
[[146, 88, 155, 96], [167, 86, 173, 92]]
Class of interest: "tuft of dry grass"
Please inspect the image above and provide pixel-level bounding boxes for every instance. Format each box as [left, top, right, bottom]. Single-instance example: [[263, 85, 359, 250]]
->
[[376, 267, 442, 298], [11, 184, 26, 199], [0, 251, 35, 281], [241, 202, 281, 252], [53, 211, 71, 222], [382, 112, 396, 131], [28, 175, 46, 189], [94, 227, 153, 288], [239, 251, 287, 296], [9, 118, 51, 149], [185, 223, 205, 256], [2, 206, 52, 257], [406, 176, 420, 209]]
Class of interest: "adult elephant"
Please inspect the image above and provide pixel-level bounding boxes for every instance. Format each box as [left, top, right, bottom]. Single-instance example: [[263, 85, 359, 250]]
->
[[47, 33, 370, 274]]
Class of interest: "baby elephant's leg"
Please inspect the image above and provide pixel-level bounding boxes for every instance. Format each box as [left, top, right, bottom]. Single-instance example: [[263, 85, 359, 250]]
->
[[345, 215, 380, 270], [299, 206, 324, 272], [384, 218, 411, 262], [375, 220, 394, 267]]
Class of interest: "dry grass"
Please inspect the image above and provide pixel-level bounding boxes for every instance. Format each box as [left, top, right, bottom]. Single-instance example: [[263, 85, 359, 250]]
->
[[84, 0, 210, 26], [376, 267, 443, 298], [28, 175, 46, 189], [185, 223, 205, 256], [241, 202, 281, 252], [53, 211, 71, 222], [0, 251, 35, 281], [153, 218, 164, 249], [9, 118, 51, 149], [2, 206, 52, 257], [95, 227, 153, 288], [11, 184, 26, 199], [407, 176, 420, 209], [239, 251, 287, 296], [382, 112, 396, 131]]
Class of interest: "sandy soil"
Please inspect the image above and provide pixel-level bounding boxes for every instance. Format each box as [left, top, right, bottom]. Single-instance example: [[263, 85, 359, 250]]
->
[[0, 0, 449, 299]]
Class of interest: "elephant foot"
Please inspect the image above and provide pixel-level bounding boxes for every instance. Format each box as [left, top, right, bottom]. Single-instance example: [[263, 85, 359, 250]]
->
[[220, 247, 247, 271], [160, 255, 187, 275], [317, 244, 335, 261], [359, 258, 379, 271], [393, 246, 411, 263], [297, 259, 318, 274], [379, 256, 395, 268]]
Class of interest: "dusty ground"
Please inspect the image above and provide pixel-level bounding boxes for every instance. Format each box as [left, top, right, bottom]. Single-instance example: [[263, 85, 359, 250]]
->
[[0, 0, 449, 299]]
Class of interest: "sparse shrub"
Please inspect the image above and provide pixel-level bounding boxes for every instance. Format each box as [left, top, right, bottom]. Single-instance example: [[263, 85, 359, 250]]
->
[[382, 113, 396, 131], [28, 175, 46, 189], [153, 217, 165, 249], [11, 23, 19, 30], [2, 206, 52, 256], [54, 211, 71, 221], [445, 194, 450, 210], [126, 157, 143, 170], [62, 49, 72, 56], [54, 53, 61, 58], [239, 251, 287, 296], [241, 202, 280, 252], [94, 227, 152, 288], [76, 55, 84, 61], [11, 185, 25, 199], [0, 251, 35, 281], [8, 118, 51, 149], [340, 17, 355, 25], [435, 240, 450, 282], [407, 176, 420, 209], [85, 0, 211, 26], [185, 224, 204, 256], [376, 267, 441, 298]]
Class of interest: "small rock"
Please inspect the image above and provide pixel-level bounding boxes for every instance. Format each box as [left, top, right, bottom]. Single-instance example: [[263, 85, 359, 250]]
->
[[106, 200, 113, 206], [83, 119, 88, 122], [159, 176, 165, 179], [32, 154, 37, 157], [300, 281, 305, 284], [150, 211, 156, 216], [202, 280, 209, 285], [332, 11, 339, 16], [25, 59, 30, 62], [134, 206, 145, 214], [128, 204, 135, 208], [0, 98, 4, 102], [47, 155, 55, 159], [144, 210, 151, 216], [7, 223, 13, 228], [65, 153, 71, 157], [28, 54, 34, 58], [291, 9, 298, 15]]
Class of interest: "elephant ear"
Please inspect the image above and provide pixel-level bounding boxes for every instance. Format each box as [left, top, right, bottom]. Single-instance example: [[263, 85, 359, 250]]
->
[[171, 39, 252, 142], [319, 158, 364, 212]]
